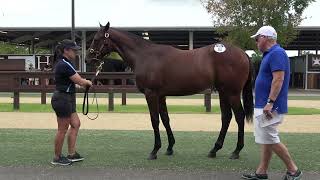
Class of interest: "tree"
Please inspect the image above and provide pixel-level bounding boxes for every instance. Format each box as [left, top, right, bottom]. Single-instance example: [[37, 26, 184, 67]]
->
[[200, 0, 315, 50], [251, 51, 263, 77], [0, 41, 51, 54], [0, 41, 29, 54]]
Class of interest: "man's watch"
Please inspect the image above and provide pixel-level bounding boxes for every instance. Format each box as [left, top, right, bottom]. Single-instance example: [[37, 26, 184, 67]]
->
[[267, 98, 275, 104]]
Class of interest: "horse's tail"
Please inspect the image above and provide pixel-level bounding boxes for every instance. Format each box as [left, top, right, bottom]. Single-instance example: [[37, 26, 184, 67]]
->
[[242, 54, 254, 123]]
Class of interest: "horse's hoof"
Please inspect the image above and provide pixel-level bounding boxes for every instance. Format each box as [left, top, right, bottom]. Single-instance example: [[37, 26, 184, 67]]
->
[[165, 149, 174, 156], [148, 154, 157, 160], [208, 152, 216, 158], [229, 153, 239, 159]]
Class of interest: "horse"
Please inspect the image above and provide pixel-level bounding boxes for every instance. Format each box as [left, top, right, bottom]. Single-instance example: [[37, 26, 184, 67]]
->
[[102, 58, 128, 72], [94, 58, 134, 85], [86, 22, 253, 160]]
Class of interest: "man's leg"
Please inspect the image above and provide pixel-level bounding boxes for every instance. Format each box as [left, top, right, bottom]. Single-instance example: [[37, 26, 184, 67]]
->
[[272, 143, 298, 174], [242, 144, 271, 180], [256, 144, 273, 174], [242, 109, 270, 179]]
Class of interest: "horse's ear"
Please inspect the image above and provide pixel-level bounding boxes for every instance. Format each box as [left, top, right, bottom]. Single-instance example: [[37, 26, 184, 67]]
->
[[99, 22, 103, 28], [105, 22, 110, 31]]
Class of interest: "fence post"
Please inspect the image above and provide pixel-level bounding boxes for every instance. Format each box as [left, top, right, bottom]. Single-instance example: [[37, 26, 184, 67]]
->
[[13, 77, 20, 110], [13, 92, 20, 110], [204, 90, 211, 112], [108, 79, 114, 111], [40, 76, 46, 104], [121, 79, 126, 105], [122, 93, 126, 105]]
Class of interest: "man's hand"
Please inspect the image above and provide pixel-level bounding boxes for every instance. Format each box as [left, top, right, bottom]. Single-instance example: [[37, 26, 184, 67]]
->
[[263, 103, 274, 120]]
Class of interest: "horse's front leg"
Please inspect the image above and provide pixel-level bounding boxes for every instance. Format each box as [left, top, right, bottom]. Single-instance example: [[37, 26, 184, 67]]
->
[[145, 89, 161, 160]]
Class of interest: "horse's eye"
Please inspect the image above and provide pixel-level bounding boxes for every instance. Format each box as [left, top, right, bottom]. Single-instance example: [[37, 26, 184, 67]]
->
[[89, 49, 95, 53]]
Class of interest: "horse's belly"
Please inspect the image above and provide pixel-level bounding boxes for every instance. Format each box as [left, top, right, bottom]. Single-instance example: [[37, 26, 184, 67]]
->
[[165, 90, 206, 96], [161, 83, 211, 96]]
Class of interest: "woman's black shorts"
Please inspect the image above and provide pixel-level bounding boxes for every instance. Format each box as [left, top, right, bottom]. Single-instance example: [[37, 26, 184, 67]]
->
[[51, 91, 76, 118]]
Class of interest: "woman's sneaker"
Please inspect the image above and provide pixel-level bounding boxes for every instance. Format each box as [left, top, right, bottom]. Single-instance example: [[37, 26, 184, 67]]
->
[[51, 155, 72, 166], [67, 152, 84, 162]]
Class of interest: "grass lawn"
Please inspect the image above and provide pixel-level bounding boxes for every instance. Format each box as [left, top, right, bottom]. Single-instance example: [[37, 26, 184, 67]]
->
[[0, 103, 320, 115], [0, 129, 319, 172]]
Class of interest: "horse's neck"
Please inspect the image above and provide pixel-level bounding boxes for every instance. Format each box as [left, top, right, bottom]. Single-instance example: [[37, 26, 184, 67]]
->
[[109, 28, 151, 70]]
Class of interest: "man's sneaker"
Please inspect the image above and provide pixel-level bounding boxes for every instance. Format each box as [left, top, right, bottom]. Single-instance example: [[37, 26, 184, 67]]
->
[[67, 152, 84, 162], [283, 169, 302, 180], [51, 155, 72, 166], [242, 172, 268, 180]]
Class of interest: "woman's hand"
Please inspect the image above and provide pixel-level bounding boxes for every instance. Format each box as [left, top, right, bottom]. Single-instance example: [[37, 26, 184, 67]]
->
[[86, 80, 93, 87]]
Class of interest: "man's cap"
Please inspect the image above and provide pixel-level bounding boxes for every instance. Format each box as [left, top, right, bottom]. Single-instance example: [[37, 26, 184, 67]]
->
[[60, 39, 81, 50], [250, 26, 277, 40]]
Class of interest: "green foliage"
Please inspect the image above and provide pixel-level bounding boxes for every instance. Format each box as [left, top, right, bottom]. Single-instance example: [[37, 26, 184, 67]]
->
[[107, 52, 122, 60], [0, 41, 29, 54], [251, 51, 263, 63], [0, 41, 50, 54], [251, 51, 263, 76], [201, 0, 315, 49]]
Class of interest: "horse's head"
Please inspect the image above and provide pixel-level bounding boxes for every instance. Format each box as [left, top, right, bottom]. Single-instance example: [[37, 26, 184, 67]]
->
[[85, 22, 114, 65]]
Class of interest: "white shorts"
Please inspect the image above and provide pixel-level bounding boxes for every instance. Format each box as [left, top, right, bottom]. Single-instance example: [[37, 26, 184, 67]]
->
[[254, 108, 284, 144]]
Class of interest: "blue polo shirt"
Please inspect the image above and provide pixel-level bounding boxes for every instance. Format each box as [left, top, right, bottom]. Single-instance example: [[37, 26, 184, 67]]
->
[[54, 57, 77, 93], [254, 44, 290, 114]]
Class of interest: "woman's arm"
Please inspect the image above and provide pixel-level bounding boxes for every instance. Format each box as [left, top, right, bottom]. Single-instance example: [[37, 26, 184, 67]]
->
[[69, 73, 92, 87]]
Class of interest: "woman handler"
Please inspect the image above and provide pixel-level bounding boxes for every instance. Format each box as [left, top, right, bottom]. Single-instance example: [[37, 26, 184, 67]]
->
[[51, 39, 92, 165]]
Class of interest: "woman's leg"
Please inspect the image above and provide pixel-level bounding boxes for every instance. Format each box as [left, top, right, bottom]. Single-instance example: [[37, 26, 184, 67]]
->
[[54, 117, 70, 159], [68, 113, 81, 155]]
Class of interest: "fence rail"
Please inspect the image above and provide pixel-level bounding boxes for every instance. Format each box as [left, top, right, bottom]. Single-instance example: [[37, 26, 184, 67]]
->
[[0, 71, 212, 112]]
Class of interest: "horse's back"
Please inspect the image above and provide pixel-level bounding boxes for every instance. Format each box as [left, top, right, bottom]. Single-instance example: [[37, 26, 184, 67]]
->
[[136, 42, 249, 96], [171, 42, 249, 93]]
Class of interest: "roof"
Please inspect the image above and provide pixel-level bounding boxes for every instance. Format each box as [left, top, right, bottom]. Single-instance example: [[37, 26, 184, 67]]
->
[[0, 26, 319, 50]]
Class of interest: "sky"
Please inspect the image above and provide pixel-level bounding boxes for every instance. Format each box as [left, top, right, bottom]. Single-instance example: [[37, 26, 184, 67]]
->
[[0, 0, 319, 28]]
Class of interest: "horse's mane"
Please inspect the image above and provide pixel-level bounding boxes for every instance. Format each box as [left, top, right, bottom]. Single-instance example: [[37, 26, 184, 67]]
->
[[112, 28, 153, 47], [112, 27, 222, 49]]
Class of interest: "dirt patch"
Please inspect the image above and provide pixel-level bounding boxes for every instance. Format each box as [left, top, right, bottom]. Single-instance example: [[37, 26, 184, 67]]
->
[[288, 100, 320, 109], [0, 112, 319, 133], [1, 97, 320, 109]]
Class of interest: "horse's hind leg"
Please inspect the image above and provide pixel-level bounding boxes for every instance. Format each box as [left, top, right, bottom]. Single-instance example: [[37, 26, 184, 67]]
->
[[229, 94, 245, 159], [159, 96, 175, 156], [208, 93, 232, 158], [145, 89, 161, 160]]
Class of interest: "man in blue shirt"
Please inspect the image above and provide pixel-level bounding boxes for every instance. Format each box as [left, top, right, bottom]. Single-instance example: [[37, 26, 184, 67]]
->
[[242, 26, 302, 180]]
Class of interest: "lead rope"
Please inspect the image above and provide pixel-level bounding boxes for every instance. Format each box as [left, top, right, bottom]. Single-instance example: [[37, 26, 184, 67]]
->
[[82, 61, 104, 120]]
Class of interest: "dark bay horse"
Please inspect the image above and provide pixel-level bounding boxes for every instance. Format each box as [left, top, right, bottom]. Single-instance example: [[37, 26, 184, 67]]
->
[[96, 58, 134, 85], [86, 22, 253, 160]]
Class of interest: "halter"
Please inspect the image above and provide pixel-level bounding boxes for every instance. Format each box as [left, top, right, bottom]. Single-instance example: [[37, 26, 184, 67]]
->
[[83, 32, 111, 120], [88, 32, 110, 60]]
